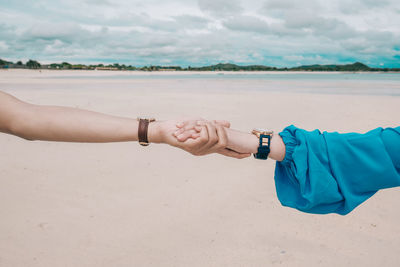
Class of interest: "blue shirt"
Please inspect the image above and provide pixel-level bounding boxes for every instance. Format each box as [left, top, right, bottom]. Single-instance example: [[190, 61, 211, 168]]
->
[[275, 125, 400, 215]]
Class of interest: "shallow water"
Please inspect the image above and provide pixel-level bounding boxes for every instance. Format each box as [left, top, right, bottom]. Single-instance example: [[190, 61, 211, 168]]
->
[[46, 72, 400, 81], [40, 72, 400, 96]]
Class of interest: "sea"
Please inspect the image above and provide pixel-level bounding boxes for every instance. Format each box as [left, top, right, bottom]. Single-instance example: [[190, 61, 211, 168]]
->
[[44, 71, 400, 96]]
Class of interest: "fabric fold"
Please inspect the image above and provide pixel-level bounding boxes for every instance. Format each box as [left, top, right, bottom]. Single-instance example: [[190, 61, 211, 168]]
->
[[274, 125, 400, 215]]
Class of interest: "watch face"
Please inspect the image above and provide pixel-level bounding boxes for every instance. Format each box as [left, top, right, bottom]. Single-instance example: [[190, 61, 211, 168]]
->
[[253, 128, 273, 134]]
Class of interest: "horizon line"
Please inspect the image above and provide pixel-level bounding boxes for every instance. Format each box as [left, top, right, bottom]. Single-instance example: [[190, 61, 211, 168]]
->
[[2, 58, 400, 70]]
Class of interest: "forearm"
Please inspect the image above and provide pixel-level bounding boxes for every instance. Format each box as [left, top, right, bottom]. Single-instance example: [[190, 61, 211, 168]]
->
[[10, 103, 140, 143], [226, 128, 286, 161]]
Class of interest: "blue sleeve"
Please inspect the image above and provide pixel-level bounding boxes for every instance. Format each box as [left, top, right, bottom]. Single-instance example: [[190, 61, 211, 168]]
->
[[274, 125, 400, 215]]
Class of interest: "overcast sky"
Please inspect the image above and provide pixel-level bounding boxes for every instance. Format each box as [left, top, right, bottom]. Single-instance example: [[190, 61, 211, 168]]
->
[[1, 0, 400, 67]]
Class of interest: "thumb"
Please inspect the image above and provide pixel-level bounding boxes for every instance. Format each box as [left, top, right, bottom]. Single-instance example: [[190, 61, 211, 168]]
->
[[213, 120, 231, 128]]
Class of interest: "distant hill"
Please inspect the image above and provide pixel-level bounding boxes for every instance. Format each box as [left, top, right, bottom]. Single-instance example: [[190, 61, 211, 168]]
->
[[290, 62, 371, 71], [189, 63, 276, 71], [190, 62, 382, 71], [1, 58, 399, 71], [0, 59, 12, 66]]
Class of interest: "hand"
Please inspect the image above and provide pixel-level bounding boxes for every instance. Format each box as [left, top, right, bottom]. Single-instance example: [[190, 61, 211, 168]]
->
[[175, 119, 258, 155], [174, 119, 230, 142], [147, 118, 213, 156], [173, 119, 251, 159], [148, 118, 199, 146], [161, 118, 286, 161]]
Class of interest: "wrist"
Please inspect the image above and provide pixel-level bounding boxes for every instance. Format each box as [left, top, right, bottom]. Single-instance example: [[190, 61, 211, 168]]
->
[[226, 128, 286, 161], [246, 133, 259, 154], [269, 134, 286, 161], [147, 121, 163, 144], [226, 129, 259, 154]]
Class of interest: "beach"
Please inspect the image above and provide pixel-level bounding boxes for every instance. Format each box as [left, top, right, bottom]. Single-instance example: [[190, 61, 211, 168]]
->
[[0, 69, 399, 266]]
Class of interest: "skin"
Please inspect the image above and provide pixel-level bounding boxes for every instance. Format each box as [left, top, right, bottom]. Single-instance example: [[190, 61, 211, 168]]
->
[[175, 120, 286, 162], [149, 119, 250, 159], [0, 91, 249, 158]]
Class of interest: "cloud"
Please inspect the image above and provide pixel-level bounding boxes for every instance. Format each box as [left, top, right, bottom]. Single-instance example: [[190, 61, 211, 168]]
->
[[198, 0, 243, 17], [24, 23, 89, 43], [336, 0, 392, 14], [0, 0, 399, 67], [283, 55, 305, 61], [223, 15, 269, 33], [0, 41, 9, 52], [263, 0, 321, 12], [172, 15, 210, 29]]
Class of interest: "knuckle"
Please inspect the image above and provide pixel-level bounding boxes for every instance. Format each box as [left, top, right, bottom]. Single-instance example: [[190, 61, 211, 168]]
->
[[219, 139, 227, 147], [216, 143, 224, 150], [200, 137, 208, 143]]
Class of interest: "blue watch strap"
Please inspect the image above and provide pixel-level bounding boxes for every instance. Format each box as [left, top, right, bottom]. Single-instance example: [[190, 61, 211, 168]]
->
[[254, 134, 271, 160]]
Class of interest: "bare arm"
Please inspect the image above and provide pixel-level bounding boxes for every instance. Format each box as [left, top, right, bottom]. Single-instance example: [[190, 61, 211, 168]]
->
[[225, 128, 286, 161], [0, 91, 248, 158], [175, 119, 286, 161], [0, 91, 140, 142]]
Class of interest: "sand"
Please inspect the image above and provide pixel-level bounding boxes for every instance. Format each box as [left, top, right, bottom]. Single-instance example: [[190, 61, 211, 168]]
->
[[0, 69, 399, 267]]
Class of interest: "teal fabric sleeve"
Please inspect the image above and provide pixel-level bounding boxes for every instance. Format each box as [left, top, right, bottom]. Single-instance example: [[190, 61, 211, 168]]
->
[[274, 125, 400, 215]]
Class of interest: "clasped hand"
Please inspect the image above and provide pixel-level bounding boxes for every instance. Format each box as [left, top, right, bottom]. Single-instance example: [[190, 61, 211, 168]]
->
[[151, 118, 254, 159]]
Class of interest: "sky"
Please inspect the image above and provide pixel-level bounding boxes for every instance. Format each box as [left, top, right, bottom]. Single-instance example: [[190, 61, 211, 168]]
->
[[1, 0, 400, 67]]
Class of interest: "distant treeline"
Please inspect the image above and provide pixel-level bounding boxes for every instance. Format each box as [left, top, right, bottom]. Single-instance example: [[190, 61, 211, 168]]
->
[[1, 59, 399, 72]]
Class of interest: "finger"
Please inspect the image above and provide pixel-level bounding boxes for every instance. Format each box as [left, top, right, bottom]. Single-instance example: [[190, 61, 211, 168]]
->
[[219, 148, 251, 159], [197, 125, 210, 148], [201, 121, 219, 152], [173, 128, 185, 137], [212, 123, 228, 150], [176, 122, 184, 128], [214, 120, 231, 128], [177, 129, 198, 142], [175, 120, 202, 137], [191, 133, 200, 139], [186, 125, 209, 153], [177, 119, 202, 130]]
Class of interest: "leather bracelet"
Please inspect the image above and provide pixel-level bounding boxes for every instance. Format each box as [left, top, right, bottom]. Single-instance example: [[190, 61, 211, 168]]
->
[[137, 118, 155, 146]]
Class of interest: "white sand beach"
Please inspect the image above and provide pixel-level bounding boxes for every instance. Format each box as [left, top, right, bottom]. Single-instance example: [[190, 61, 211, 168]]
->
[[0, 69, 399, 267]]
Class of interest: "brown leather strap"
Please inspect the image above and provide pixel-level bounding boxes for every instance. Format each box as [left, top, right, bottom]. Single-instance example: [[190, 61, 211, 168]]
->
[[138, 119, 150, 145]]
